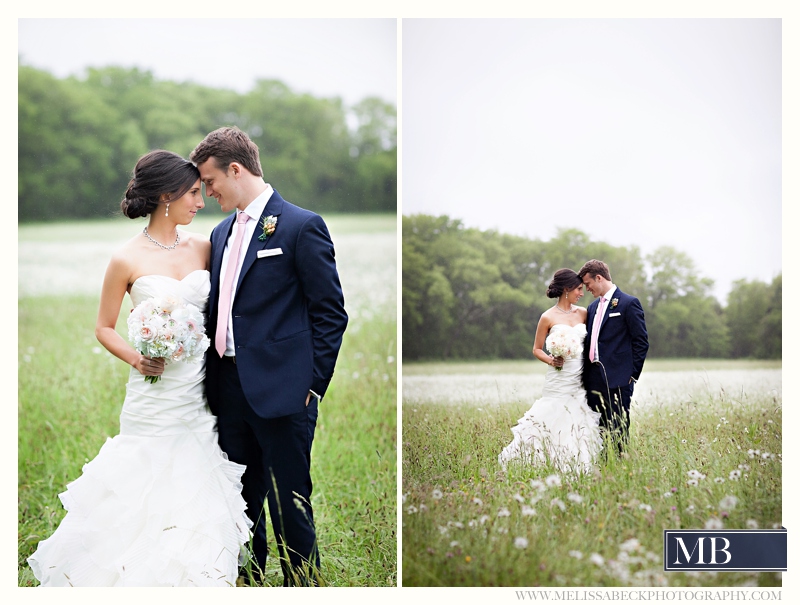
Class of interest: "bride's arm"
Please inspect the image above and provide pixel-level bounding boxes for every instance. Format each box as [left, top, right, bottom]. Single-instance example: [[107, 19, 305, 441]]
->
[[95, 255, 164, 377], [532, 314, 563, 368]]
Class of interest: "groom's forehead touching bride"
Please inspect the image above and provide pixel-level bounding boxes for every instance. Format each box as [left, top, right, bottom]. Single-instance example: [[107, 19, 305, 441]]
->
[[578, 259, 613, 298]]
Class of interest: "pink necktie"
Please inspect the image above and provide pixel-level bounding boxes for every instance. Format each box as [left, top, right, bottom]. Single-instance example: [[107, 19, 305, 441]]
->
[[589, 297, 606, 363], [215, 211, 251, 357]]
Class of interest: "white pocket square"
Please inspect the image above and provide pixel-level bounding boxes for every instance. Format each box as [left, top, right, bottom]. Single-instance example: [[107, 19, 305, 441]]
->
[[609, 312, 621, 317], [257, 248, 283, 258]]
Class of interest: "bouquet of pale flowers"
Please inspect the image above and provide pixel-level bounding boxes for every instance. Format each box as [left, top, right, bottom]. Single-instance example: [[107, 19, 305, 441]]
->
[[127, 296, 210, 383], [545, 329, 583, 371]]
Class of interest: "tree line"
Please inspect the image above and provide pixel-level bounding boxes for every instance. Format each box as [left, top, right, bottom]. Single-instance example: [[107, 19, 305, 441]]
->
[[18, 64, 396, 222], [402, 214, 781, 360]]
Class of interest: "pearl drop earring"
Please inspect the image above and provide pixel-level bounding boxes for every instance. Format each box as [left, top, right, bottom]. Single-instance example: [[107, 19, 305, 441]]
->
[[165, 203, 170, 217]]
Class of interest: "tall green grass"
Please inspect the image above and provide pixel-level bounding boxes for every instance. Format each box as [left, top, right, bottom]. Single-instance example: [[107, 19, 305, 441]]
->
[[402, 377, 781, 587], [18, 295, 397, 587]]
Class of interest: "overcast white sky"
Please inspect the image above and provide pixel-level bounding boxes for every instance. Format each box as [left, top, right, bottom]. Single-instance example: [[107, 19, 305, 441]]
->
[[18, 19, 396, 106], [403, 19, 781, 302]]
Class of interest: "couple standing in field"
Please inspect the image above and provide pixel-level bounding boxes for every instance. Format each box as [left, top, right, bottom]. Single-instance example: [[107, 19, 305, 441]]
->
[[28, 127, 349, 587], [499, 261, 649, 473]]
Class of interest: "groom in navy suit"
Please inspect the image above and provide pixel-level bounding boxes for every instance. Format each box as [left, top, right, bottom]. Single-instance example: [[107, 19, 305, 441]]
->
[[191, 127, 347, 585], [579, 259, 648, 455]]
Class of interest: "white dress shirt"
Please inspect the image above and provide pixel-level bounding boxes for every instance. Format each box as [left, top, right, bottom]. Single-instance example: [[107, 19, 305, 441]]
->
[[218, 184, 273, 357]]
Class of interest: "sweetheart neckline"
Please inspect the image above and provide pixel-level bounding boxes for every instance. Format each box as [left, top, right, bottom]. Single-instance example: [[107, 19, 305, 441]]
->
[[130, 269, 209, 291]]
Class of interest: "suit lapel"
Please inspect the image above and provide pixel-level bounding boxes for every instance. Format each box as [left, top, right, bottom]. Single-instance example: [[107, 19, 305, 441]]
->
[[598, 288, 621, 335], [236, 189, 286, 291]]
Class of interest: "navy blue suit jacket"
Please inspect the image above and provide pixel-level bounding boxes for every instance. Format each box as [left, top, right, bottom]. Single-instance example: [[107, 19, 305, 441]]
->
[[582, 287, 649, 390], [205, 189, 348, 419]]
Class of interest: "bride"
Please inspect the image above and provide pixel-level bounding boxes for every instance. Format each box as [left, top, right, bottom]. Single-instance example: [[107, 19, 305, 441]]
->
[[27, 150, 251, 586], [499, 268, 602, 474]]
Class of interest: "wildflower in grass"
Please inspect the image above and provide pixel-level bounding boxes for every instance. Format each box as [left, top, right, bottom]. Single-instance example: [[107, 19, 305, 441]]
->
[[719, 495, 738, 510], [681, 439, 687, 443], [497, 508, 511, 518], [639, 504, 652, 513], [746, 519, 759, 529], [514, 537, 529, 549], [687, 479, 698, 487], [687, 505, 696, 513], [663, 492, 673, 498], [432, 489, 443, 500], [479, 515, 490, 525], [402, 493, 408, 504], [761, 452, 773, 460], [472, 497, 483, 506], [545, 474, 561, 488], [530, 479, 546, 492], [497, 527, 509, 534], [589, 553, 605, 566], [729, 470, 741, 480], [446, 552, 454, 558], [714, 477, 725, 484], [513, 493, 525, 503], [465, 556, 472, 563], [419, 504, 428, 512], [705, 517, 724, 530], [468, 520, 478, 528], [550, 498, 566, 512], [619, 538, 641, 553], [450, 541, 459, 547], [450, 521, 465, 529], [671, 487, 678, 492], [567, 493, 583, 504], [687, 469, 706, 480], [569, 550, 583, 559], [739, 463, 751, 471], [407, 505, 418, 514], [521, 505, 536, 516], [747, 449, 759, 458], [438, 525, 448, 535]]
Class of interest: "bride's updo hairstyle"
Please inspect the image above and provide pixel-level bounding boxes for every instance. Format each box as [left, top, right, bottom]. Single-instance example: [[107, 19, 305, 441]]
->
[[546, 268, 582, 298], [120, 150, 200, 219]]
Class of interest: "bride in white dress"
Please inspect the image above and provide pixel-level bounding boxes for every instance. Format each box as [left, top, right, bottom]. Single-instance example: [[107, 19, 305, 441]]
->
[[27, 151, 251, 587], [499, 269, 602, 474]]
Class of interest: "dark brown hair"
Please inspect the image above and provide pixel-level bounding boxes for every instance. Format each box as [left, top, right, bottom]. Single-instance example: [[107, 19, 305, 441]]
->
[[189, 126, 263, 177], [578, 259, 612, 282], [546, 268, 582, 298], [120, 150, 199, 219]]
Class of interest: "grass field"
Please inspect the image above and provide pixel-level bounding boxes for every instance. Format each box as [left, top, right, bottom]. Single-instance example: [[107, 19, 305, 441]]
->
[[17, 215, 397, 587], [402, 360, 782, 588]]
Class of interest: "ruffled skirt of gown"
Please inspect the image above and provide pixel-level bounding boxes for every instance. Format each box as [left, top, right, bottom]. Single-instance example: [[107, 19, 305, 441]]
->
[[498, 356, 602, 475], [27, 361, 252, 587]]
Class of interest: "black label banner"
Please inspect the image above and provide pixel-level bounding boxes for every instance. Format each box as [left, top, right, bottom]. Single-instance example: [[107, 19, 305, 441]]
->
[[664, 528, 787, 571]]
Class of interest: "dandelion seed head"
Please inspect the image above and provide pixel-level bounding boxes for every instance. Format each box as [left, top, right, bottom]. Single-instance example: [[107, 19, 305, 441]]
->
[[545, 474, 561, 487], [514, 537, 529, 549], [432, 489, 443, 500], [589, 553, 605, 566]]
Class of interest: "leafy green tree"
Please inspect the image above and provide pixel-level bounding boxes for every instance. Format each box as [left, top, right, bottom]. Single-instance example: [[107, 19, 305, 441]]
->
[[727, 274, 781, 359]]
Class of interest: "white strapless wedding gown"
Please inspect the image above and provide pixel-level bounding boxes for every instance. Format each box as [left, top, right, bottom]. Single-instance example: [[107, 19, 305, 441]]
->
[[27, 270, 252, 587], [498, 323, 602, 474]]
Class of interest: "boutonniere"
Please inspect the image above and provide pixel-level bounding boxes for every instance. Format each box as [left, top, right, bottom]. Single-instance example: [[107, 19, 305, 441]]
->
[[258, 215, 277, 241], [611, 298, 619, 309]]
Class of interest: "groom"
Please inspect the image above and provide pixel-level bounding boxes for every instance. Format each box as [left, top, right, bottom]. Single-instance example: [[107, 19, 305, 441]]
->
[[191, 127, 348, 585], [579, 259, 648, 455]]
